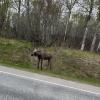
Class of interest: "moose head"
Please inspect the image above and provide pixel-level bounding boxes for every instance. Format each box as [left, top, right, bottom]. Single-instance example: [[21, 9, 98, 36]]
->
[[31, 49, 41, 56]]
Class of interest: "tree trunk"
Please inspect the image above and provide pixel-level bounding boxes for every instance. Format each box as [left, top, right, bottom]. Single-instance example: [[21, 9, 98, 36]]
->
[[81, 27, 88, 51], [25, 0, 31, 40], [18, 0, 21, 18], [90, 33, 97, 52], [97, 41, 100, 52], [17, 0, 21, 38], [64, 11, 71, 42], [80, 0, 94, 51], [0, 0, 9, 34]]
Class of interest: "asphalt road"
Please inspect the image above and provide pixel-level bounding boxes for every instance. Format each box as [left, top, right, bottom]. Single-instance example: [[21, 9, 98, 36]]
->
[[0, 66, 100, 100]]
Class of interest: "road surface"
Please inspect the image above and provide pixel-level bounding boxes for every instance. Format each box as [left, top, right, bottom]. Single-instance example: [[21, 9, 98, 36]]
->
[[0, 65, 100, 100]]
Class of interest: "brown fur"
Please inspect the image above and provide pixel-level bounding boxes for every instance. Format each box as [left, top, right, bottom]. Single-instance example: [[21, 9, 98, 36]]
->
[[31, 49, 52, 70]]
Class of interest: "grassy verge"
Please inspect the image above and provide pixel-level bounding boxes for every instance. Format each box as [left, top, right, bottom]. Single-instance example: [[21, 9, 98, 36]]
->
[[0, 37, 100, 86]]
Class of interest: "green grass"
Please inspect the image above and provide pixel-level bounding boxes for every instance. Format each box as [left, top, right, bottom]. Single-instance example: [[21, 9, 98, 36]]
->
[[0, 37, 100, 86]]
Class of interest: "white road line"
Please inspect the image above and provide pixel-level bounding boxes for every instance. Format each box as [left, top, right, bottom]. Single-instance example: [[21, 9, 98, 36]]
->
[[0, 70, 100, 96]]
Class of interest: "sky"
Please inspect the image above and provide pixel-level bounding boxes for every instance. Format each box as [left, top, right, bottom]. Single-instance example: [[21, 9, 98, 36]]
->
[[10, 0, 98, 18]]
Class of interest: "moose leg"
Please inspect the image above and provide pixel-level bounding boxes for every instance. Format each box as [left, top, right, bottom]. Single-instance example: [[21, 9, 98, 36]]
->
[[48, 60, 50, 70], [48, 60, 51, 70], [37, 59, 40, 69], [49, 60, 52, 70], [40, 59, 43, 70]]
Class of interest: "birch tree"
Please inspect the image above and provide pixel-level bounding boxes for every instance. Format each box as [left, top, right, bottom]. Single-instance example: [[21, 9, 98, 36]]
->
[[96, 0, 100, 52], [63, 0, 78, 42], [90, 0, 100, 52], [90, 33, 97, 52], [97, 41, 100, 52], [80, 0, 94, 51]]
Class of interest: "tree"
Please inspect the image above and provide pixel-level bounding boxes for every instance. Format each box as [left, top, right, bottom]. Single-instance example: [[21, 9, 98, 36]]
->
[[0, 0, 10, 33], [96, 0, 100, 21], [80, 0, 95, 51], [63, 0, 78, 42], [96, 0, 100, 52]]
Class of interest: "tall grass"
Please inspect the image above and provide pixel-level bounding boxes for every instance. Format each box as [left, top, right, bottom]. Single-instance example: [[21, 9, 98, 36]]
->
[[0, 37, 100, 86]]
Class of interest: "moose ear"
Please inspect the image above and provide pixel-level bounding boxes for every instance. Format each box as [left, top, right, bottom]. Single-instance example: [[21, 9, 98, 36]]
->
[[33, 48, 37, 52]]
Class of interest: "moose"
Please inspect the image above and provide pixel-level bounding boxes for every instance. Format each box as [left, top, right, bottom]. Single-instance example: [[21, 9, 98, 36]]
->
[[31, 49, 52, 70]]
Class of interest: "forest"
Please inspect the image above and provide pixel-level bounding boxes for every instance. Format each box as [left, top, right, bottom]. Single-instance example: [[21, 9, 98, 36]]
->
[[0, 0, 100, 86], [0, 0, 100, 52]]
